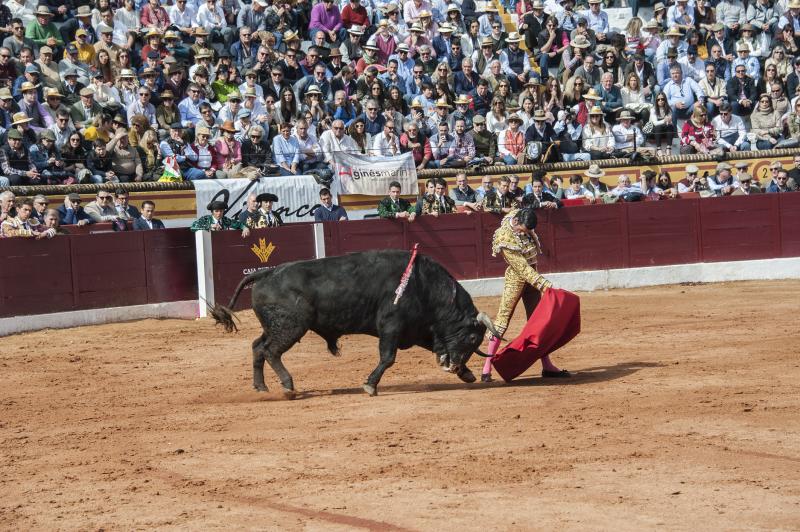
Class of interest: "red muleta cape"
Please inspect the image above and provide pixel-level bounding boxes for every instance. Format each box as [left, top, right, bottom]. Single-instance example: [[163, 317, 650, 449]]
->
[[491, 288, 581, 382]]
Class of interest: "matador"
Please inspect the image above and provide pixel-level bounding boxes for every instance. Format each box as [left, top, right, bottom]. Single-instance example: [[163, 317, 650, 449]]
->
[[482, 208, 571, 382]]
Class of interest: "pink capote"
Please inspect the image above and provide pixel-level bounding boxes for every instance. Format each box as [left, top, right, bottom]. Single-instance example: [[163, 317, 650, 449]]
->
[[491, 288, 581, 382]]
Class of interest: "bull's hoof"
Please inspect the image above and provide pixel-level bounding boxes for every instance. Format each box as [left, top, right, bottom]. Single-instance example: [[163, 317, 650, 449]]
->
[[254, 385, 268, 392], [363, 384, 377, 396], [282, 389, 297, 400], [457, 369, 477, 383]]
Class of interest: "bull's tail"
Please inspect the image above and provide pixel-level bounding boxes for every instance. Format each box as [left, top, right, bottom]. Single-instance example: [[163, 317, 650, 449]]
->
[[210, 268, 276, 333]]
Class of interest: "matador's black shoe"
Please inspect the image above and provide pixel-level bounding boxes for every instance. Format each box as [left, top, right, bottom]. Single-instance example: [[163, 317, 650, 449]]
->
[[481, 373, 493, 383], [541, 369, 571, 378]]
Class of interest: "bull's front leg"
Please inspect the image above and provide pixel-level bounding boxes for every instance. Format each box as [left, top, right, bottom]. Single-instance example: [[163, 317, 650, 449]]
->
[[363, 335, 398, 397]]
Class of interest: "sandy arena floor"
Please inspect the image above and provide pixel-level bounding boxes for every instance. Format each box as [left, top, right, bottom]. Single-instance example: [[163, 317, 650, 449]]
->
[[1, 281, 799, 530]]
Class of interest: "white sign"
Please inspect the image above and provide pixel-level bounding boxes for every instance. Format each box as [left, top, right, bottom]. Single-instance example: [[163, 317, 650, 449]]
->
[[193, 175, 328, 223], [332, 151, 417, 196]]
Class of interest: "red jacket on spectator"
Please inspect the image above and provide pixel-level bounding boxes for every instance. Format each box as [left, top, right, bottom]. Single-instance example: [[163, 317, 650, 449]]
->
[[680, 120, 714, 150], [140, 44, 169, 62], [140, 4, 171, 31], [341, 2, 369, 28], [212, 138, 242, 169], [400, 132, 433, 166]]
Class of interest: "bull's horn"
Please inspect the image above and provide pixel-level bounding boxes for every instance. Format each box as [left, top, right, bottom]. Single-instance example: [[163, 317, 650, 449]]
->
[[474, 348, 492, 358], [476, 312, 503, 340]]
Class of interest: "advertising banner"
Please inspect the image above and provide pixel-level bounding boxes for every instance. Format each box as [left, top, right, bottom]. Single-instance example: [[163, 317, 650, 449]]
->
[[332, 152, 417, 196], [193, 175, 325, 223]]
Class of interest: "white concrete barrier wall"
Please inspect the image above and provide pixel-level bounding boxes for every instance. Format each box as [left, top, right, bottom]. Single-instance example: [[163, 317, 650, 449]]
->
[[0, 300, 199, 337], [459, 257, 800, 297]]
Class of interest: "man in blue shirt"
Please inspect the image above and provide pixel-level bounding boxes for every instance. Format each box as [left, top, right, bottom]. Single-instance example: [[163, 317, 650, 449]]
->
[[313, 187, 348, 221], [662, 64, 705, 122], [271, 122, 300, 175]]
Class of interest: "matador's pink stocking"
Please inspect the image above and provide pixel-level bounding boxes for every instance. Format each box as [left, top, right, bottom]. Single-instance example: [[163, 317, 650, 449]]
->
[[482, 336, 502, 375]]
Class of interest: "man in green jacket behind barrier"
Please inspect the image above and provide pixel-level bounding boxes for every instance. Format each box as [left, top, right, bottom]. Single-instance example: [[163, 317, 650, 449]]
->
[[377, 181, 417, 220], [191, 200, 251, 238]]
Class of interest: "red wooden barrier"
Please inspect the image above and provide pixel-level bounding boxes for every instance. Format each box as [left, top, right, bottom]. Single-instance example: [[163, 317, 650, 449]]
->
[[547, 204, 626, 272], [70, 231, 148, 310], [0, 228, 197, 319], [0, 236, 74, 318], [408, 214, 483, 279], [144, 229, 197, 303], [626, 199, 700, 267], [780, 193, 800, 257], [698, 195, 781, 262], [211, 225, 316, 311]]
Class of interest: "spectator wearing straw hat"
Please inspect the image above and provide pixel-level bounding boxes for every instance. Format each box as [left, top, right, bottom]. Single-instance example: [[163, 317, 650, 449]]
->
[[525, 109, 558, 153], [59, 5, 96, 45], [730, 42, 760, 80], [498, 31, 530, 92], [427, 97, 454, 132], [583, 104, 615, 159], [611, 110, 644, 153], [25, 6, 63, 50], [17, 84, 51, 135], [582, 0, 609, 42], [583, 164, 609, 199], [498, 112, 526, 165], [11, 111, 37, 146]]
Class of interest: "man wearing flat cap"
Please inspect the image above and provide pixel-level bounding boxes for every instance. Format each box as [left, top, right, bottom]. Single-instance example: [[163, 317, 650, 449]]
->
[[0, 129, 38, 186], [58, 192, 93, 226], [70, 87, 102, 133], [191, 200, 250, 235]]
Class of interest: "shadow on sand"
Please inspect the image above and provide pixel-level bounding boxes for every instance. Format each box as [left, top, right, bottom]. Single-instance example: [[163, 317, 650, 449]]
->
[[283, 360, 665, 400]]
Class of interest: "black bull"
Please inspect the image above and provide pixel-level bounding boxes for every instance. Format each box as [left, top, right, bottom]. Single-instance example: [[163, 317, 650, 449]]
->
[[211, 250, 501, 396]]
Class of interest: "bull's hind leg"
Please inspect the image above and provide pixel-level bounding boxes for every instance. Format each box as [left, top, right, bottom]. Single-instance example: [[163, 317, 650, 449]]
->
[[261, 315, 308, 393], [251, 313, 307, 392], [363, 335, 399, 397], [252, 334, 269, 391]]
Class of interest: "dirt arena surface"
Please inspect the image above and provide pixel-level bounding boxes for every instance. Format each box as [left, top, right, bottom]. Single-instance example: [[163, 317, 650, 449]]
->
[[2, 280, 799, 530]]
